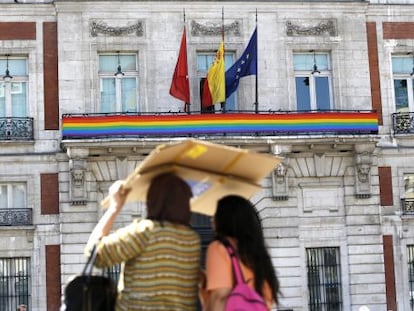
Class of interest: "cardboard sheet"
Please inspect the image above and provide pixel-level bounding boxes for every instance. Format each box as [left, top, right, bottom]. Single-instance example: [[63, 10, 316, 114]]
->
[[102, 139, 283, 216]]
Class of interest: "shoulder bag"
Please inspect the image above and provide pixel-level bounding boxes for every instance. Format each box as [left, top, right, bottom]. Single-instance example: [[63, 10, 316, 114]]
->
[[60, 244, 117, 311]]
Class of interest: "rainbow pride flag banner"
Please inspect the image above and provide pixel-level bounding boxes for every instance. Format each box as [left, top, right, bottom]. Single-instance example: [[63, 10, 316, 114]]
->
[[61, 112, 378, 139]]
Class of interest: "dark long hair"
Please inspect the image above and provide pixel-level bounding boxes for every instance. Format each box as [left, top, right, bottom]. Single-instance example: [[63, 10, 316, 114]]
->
[[146, 173, 192, 225], [214, 195, 279, 304]]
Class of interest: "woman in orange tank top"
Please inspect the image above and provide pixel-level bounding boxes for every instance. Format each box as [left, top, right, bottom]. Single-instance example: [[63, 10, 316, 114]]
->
[[199, 195, 280, 311]]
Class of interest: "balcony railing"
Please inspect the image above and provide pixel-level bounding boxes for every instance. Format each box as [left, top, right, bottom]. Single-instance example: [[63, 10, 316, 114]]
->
[[0, 117, 34, 140], [61, 110, 378, 139], [0, 208, 32, 226], [392, 112, 414, 134], [402, 198, 414, 215]]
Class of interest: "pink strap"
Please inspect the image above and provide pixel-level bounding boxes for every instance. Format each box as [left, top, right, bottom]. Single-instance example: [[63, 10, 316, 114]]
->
[[225, 245, 246, 285]]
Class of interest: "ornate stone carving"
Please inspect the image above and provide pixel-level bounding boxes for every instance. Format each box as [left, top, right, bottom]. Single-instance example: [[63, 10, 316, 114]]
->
[[191, 20, 240, 36], [90, 20, 143, 37], [272, 163, 289, 201], [69, 159, 87, 205], [355, 152, 372, 198], [286, 19, 337, 36]]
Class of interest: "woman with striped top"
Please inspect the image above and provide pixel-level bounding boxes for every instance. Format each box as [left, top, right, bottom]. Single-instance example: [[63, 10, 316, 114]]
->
[[85, 172, 201, 311]]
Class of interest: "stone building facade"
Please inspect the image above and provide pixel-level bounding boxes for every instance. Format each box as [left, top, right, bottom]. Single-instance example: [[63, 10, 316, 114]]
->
[[1, 0, 414, 310]]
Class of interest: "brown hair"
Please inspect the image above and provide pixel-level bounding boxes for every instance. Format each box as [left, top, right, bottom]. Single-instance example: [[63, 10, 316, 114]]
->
[[146, 172, 193, 225]]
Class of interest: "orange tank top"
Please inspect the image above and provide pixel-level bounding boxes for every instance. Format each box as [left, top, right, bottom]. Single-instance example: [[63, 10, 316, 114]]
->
[[204, 240, 274, 310]]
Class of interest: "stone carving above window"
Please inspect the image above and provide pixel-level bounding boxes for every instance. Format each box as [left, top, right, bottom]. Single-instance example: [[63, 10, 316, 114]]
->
[[272, 162, 289, 201], [191, 20, 240, 36], [354, 152, 372, 198], [286, 19, 337, 36], [69, 158, 87, 205], [90, 20, 144, 37]]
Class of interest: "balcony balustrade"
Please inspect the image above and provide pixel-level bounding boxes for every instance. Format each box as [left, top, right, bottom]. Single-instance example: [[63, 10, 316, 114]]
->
[[392, 112, 414, 134], [402, 198, 414, 215], [0, 208, 33, 226], [0, 117, 34, 140], [61, 110, 378, 140]]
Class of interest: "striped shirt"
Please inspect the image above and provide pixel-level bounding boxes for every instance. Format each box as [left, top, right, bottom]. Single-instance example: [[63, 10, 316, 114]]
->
[[93, 219, 201, 311]]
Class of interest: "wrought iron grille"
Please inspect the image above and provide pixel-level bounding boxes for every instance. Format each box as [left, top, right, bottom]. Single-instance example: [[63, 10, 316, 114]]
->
[[408, 245, 414, 311], [306, 247, 342, 311], [402, 199, 414, 215], [0, 118, 34, 140], [392, 113, 414, 134], [0, 257, 31, 311], [0, 209, 32, 226]]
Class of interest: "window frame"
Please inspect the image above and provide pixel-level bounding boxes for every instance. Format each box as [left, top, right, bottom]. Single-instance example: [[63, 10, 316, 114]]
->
[[0, 182, 27, 210], [0, 257, 31, 311], [392, 54, 414, 113], [293, 52, 333, 111], [98, 53, 139, 113], [407, 245, 414, 309], [0, 56, 28, 117], [306, 247, 343, 311], [196, 51, 235, 112]]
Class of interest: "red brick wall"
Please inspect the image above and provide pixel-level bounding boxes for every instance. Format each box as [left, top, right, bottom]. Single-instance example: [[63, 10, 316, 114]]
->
[[0, 22, 36, 40], [43, 22, 59, 130], [41, 173, 59, 214], [366, 22, 383, 125], [379, 166, 393, 206], [383, 22, 414, 39], [46, 245, 61, 311], [383, 235, 397, 311]]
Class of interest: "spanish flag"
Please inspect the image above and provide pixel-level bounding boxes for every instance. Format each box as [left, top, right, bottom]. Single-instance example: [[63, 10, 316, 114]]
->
[[202, 41, 225, 108]]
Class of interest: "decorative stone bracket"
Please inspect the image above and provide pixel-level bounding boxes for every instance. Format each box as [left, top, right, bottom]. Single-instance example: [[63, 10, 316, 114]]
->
[[272, 162, 289, 201], [271, 144, 291, 201], [354, 150, 373, 199], [67, 147, 89, 205], [69, 159, 87, 205]]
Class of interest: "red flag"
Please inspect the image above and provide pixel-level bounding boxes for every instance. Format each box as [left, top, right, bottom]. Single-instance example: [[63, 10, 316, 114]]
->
[[170, 27, 190, 105]]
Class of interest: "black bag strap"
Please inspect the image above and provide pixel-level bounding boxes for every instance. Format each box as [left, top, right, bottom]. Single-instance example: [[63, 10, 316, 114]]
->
[[82, 243, 99, 276]]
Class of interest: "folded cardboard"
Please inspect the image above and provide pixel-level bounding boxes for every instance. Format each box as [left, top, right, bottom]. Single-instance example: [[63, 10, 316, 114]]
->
[[102, 139, 283, 216]]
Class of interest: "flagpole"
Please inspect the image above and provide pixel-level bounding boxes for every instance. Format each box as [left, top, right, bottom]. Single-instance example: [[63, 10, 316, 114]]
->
[[222, 7, 226, 113], [183, 9, 191, 114], [254, 9, 258, 114]]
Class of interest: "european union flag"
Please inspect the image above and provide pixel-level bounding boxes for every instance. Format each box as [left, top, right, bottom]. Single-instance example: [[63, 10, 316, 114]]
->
[[225, 28, 257, 98]]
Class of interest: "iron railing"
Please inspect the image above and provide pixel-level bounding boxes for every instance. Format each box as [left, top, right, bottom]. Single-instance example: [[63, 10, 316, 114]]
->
[[0, 118, 34, 140], [408, 245, 414, 311], [402, 199, 414, 215], [392, 112, 414, 134], [306, 247, 342, 311], [0, 257, 31, 311], [0, 209, 32, 226]]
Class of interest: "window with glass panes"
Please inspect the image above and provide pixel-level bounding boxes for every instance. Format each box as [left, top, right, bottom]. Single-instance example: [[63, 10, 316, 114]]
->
[[197, 52, 235, 111], [99, 53, 138, 113], [408, 245, 414, 310], [0, 183, 27, 226], [392, 55, 414, 113], [306, 247, 342, 311], [0, 183, 26, 210], [0, 57, 28, 117], [294, 52, 332, 111], [404, 174, 414, 214], [0, 257, 31, 311]]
